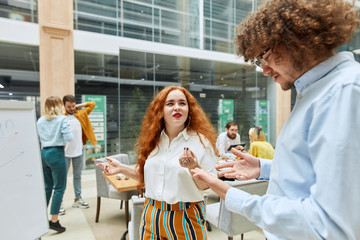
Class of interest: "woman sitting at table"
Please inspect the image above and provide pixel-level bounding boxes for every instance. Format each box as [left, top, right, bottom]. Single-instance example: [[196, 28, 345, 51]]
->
[[248, 126, 274, 159], [97, 86, 217, 239]]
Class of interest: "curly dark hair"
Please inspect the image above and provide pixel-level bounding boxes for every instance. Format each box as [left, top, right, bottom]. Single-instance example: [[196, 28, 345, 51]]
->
[[235, 0, 359, 71]]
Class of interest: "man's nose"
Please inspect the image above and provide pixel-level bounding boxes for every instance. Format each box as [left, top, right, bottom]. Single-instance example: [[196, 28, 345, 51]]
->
[[262, 64, 272, 76]]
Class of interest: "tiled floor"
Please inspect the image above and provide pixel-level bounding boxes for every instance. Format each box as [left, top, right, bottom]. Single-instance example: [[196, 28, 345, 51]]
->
[[42, 169, 265, 240]]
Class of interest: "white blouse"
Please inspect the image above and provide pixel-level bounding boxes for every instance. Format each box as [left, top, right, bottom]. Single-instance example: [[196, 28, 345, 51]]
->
[[144, 129, 217, 204]]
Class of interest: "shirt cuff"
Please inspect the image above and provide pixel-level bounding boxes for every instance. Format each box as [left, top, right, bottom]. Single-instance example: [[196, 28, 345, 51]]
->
[[225, 187, 251, 214], [258, 158, 272, 180]]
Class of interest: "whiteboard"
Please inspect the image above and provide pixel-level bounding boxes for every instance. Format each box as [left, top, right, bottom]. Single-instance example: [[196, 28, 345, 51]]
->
[[0, 100, 48, 240]]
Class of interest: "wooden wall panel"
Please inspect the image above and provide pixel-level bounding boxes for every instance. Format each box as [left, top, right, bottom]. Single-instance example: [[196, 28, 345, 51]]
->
[[38, 0, 74, 115]]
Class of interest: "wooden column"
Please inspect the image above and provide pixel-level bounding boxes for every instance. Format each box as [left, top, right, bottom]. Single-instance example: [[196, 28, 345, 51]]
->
[[38, 0, 74, 115], [275, 84, 291, 138]]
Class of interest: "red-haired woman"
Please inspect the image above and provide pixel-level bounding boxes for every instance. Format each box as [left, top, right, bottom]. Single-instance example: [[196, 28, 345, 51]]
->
[[97, 86, 217, 239]]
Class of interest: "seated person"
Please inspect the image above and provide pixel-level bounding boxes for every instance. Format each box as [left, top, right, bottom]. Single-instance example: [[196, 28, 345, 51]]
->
[[216, 121, 242, 156], [248, 126, 274, 159]]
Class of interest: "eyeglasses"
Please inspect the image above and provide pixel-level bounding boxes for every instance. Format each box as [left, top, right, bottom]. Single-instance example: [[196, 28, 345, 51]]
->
[[254, 48, 271, 68]]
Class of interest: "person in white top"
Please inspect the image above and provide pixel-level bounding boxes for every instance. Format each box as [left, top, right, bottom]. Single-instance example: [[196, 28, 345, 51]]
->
[[61, 94, 97, 212], [216, 121, 242, 156], [97, 86, 217, 239]]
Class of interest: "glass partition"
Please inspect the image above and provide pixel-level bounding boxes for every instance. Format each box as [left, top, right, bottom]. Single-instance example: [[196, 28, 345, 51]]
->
[[0, 0, 359, 165], [73, 49, 274, 163], [0, 42, 40, 117], [0, 0, 38, 23], [74, 0, 200, 48]]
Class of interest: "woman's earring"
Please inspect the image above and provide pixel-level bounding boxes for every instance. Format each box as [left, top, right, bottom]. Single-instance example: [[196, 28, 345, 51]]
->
[[186, 115, 191, 127], [159, 118, 164, 131]]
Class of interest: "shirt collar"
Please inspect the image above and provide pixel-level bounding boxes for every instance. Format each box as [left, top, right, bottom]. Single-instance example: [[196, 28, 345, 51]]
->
[[160, 127, 191, 141], [294, 51, 354, 94]]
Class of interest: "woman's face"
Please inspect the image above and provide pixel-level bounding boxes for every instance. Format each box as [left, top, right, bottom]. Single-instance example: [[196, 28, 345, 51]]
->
[[163, 89, 189, 130], [249, 134, 254, 143]]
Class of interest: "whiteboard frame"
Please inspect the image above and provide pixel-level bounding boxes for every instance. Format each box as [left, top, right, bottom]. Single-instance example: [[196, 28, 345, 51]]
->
[[0, 100, 49, 240], [0, 100, 35, 109]]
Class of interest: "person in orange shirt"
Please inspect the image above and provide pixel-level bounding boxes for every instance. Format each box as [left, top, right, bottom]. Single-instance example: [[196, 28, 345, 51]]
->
[[61, 95, 97, 213]]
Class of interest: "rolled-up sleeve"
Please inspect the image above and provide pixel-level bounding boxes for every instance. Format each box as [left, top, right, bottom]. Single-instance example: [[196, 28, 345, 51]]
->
[[61, 118, 73, 142]]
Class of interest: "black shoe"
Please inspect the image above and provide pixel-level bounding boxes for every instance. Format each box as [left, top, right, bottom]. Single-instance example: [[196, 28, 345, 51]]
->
[[49, 220, 66, 233]]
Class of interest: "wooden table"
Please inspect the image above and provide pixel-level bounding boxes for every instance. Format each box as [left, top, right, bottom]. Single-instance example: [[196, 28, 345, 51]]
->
[[101, 172, 140, 240], [102, 172, 139, 192]]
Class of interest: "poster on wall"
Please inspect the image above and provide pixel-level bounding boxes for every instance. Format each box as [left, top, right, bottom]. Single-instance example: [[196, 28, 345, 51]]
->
[[255, 100, 270, 141], [82, 95, 107, 169], [218, 99, 234, 133]]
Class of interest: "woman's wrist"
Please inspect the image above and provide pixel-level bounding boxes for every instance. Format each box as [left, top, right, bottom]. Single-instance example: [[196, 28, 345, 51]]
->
[[187, 162, 200, 170]]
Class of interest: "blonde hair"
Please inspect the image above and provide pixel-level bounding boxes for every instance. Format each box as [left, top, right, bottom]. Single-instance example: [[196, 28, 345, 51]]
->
[[249, 127, 266, 142], [44, 96, 65, 120]]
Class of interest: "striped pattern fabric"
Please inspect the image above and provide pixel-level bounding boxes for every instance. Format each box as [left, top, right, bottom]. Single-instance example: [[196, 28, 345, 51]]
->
[[140, 198, 207, 240]]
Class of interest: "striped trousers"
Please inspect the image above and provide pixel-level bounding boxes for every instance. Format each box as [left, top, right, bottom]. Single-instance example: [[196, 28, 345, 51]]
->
[[140, 198, 207, 240]]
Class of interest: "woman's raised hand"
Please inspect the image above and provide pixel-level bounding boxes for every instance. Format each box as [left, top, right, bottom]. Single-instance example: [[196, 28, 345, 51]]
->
[[179, 147, 199, 169], [96, 157, 122, 175]]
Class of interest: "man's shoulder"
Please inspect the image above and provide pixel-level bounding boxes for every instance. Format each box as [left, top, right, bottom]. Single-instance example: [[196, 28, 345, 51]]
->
[[216, 132, 227, 141], [74, 109, 89, 118], [85, 102, 96, 109], [217, 132, 227, 138]]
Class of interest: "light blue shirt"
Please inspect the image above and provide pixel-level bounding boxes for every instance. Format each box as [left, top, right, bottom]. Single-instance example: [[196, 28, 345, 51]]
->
[[225, 52, 360, 240], [37, 115, 73, 147]]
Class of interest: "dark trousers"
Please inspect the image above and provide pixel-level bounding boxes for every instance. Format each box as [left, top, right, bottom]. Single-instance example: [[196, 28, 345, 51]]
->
[[41, 146, 67, 215]]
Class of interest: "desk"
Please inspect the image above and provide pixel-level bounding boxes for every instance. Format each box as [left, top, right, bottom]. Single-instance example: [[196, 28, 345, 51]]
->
[[102, 172, 139, 192]]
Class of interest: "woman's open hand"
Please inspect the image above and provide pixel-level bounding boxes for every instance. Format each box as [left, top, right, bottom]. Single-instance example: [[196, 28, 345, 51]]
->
[[96, 157, 123, 175]]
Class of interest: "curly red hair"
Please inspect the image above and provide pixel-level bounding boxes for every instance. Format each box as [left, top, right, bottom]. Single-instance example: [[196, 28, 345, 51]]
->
[[134, 86, 217, 191]]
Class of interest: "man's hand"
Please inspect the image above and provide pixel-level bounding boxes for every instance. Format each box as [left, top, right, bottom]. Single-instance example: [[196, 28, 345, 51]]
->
[[191, 167, 216, 185], [216, 148, 261, 180], [75, 102, 87, 109], [192, 167, 231, 200]]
